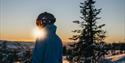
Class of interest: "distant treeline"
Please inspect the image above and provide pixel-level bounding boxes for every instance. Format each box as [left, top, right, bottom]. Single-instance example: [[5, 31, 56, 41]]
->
[[105, 43, 125, 50], [63, 42, 125, 55]]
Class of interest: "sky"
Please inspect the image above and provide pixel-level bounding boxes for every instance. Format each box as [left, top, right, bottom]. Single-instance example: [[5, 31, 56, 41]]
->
[[0, 0, 125, 43]]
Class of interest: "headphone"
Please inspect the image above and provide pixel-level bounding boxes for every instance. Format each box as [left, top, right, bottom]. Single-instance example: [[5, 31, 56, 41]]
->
[[36, 12, 56, 27]]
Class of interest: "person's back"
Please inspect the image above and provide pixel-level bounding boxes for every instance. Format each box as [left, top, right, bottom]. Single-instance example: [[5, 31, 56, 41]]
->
[[32, 12, 63, 63]]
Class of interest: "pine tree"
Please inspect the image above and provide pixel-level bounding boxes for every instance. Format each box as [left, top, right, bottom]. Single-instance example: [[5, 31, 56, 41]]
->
[[66, 0, 106, 63]]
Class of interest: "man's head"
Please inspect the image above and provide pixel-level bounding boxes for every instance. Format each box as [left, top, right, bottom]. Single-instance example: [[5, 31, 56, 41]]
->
[[36, 12, 56, 28]]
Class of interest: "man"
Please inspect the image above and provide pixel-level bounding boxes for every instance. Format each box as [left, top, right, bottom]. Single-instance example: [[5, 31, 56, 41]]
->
[[32, 12, 63, 63]]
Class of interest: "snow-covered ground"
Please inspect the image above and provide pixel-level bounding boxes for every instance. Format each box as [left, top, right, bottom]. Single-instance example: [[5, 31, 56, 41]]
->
[[105, 54, 125, 63], [62, 54, 125, 63]]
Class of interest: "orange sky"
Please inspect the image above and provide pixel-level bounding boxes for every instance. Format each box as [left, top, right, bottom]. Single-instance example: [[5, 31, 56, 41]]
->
[[0, 30, 124, 44]]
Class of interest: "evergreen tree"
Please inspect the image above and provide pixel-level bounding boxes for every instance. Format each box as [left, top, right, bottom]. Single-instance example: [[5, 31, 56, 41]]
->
[[66, 0, 106, 63]]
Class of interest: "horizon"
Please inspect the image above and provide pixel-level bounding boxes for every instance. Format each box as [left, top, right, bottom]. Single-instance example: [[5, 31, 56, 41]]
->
[[0, 39, 125, 45], [0, 0, 125, 43]]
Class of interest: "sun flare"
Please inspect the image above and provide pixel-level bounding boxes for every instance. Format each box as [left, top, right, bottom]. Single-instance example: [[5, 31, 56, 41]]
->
[[32, 27, 47, 40]]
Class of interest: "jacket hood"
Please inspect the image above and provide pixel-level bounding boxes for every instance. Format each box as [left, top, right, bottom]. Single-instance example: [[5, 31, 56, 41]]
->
[[45, 24, 57, 34]]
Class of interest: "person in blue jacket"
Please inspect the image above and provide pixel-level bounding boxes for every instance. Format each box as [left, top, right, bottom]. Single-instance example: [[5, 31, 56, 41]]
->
[[32, 12, 63, 63]]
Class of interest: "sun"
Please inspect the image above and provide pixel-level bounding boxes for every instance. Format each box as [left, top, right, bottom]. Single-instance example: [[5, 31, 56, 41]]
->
[[32, 27, 47, 40]]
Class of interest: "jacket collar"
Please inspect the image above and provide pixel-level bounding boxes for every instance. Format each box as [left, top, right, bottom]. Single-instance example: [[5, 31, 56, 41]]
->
[[45, 24, 57, 34]]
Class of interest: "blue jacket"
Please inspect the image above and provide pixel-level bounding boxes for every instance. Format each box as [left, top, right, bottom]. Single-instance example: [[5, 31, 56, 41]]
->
[[32, 24, 63, 63]]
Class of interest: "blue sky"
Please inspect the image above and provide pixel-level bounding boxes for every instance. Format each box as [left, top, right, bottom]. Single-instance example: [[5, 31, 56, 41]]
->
[[0, 0, 125, 43]]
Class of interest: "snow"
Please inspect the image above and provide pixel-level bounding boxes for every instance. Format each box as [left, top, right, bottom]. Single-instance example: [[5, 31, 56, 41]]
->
[[105, 54, 125, 63]]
